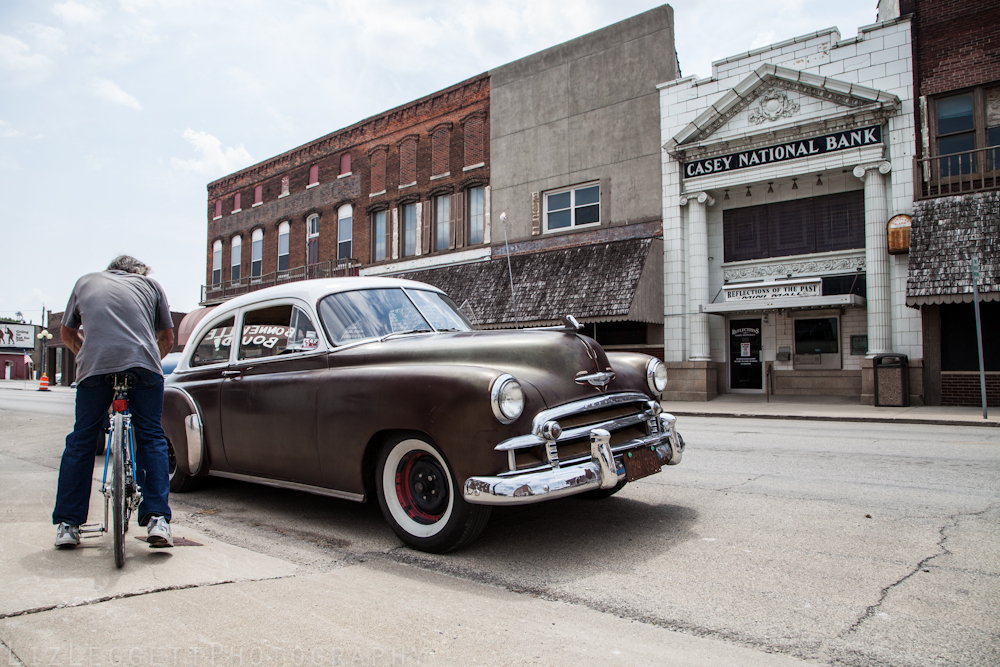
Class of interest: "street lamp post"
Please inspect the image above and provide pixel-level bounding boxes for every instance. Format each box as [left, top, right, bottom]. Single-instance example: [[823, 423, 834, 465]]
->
[[36, 328, 53, 389]]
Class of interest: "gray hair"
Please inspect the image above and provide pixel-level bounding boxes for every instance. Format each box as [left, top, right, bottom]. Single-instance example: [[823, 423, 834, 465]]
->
[[106, 255, 151, 276]]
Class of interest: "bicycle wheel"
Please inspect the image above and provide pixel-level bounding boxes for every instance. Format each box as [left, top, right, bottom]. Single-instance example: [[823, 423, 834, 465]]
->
[[111, 413, 126, 568]]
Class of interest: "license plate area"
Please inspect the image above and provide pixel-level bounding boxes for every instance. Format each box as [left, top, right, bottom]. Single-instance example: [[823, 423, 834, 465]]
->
[[621, 445, 661, 482]]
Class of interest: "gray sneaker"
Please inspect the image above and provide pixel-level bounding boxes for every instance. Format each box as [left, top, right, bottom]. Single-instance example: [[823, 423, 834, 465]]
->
[[55, 522, 80, 548], [146, 516, 173, 547]]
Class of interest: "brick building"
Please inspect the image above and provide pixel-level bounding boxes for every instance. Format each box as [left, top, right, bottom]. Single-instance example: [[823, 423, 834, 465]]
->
[[903, 0, 1000, 406], [200, 6, 678, 357], [202, 74, 490, 305]]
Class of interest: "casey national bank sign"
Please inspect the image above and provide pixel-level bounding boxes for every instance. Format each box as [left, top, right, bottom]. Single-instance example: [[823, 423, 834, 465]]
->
[[683, 125, 881, 178]]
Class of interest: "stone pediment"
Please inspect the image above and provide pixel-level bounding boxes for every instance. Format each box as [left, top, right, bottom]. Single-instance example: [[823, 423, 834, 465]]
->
[[663, 64, 900, 156]]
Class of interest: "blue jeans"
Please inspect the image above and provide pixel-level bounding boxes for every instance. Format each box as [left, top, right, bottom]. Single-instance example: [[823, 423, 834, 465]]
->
[[53, 367, 171, 527]]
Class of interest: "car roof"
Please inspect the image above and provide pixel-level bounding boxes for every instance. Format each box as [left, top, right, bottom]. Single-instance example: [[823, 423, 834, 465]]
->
[[205, 276, 445, 319]]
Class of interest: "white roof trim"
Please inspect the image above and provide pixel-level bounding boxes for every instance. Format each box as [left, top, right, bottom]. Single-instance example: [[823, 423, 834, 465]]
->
[[701, 293, 866, 314], [663, 63, 901, 154]]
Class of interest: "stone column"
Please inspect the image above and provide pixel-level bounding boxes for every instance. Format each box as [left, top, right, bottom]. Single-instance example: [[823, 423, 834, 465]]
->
[[853, 161, 892, 356], [680, 191, 714, 361]]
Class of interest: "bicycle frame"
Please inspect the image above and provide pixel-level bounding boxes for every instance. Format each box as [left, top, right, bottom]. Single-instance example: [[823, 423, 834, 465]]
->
[[80, 376, 143, 554]]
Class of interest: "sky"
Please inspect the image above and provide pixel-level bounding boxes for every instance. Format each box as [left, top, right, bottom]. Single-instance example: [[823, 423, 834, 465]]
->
[[0, 0, 880, 322]]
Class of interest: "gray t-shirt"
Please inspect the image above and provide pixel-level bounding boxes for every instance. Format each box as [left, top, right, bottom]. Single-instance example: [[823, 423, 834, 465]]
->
[[62, 270, 172, 381]]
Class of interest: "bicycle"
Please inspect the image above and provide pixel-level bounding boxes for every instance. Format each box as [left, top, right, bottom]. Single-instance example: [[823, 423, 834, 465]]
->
[[80, 373, 142, 568]]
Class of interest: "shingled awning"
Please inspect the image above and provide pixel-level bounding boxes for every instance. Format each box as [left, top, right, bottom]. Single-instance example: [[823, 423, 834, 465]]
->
[[906, 192, 999, 307], [397, 238, 663, 328]]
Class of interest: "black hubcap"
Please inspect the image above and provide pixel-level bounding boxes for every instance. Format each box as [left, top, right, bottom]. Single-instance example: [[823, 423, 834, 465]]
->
[[406, 456, 448, 516]]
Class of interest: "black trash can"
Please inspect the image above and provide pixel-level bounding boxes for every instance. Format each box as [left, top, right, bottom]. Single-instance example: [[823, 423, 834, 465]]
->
[[873, 353, 909, 407]]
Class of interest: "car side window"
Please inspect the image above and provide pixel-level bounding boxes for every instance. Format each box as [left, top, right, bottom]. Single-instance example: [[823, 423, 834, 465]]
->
[[238, 304, 319, 360], [191, 317, 235, 367]]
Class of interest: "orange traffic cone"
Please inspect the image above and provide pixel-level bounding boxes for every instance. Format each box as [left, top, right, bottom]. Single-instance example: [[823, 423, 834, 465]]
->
[[38, 373, 50, 391]]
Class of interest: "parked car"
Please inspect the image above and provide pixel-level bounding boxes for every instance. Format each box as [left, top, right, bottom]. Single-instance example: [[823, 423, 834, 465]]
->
[[161, 277, 684, 552]]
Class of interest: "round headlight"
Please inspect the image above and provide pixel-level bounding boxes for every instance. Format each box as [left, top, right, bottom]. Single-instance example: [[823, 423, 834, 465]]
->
[[491, 374, 524, 424], [646, 359, 668, 395]]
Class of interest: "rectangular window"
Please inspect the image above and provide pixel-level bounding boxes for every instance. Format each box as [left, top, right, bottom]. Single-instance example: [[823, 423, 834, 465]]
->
[[338, 206, 352, 261], [402, 203, 416, 257], [434, 195, 450, 251], [794, 318, 839, 355], [544, 183, 600, 232], [309, 164, 319, 186], [931, 83, 1000, 178], [214, 200, 222, 219], [233, 193, 241, 212], [212, 241, 222, 286], [254, 185, 263, 206], [231, 237, 241, 282], [277, 222, 290, 272], [307, 215, 319, 266], [340, 153, 351, 175], [468, 186, 484, 245], [723, 190, 864, 262], [399, 139, 417, 186], [251, 231, 263, 278], [373, 210, 387, 261]]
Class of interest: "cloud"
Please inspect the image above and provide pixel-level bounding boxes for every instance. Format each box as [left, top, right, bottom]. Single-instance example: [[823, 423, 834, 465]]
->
[[751, 31, 777, 50], [172, 129, 254, 178], [0, 119, 24, 138], [0, 34, 51, 75], [52, 1, 104, 24], [92, 77, 143, 109]]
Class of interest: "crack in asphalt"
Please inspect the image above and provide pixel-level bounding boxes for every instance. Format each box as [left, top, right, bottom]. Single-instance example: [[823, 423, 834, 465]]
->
[[841, 505, 994, 637], [715, 474, 766, 492]]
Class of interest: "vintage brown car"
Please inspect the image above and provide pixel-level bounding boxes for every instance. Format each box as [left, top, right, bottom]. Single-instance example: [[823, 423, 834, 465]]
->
[[162, 277, 684, 552]]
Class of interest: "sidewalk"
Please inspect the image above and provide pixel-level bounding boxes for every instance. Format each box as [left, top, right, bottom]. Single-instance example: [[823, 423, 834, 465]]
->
[[661, 393, 998, 427], [0, 379, 75, 394]]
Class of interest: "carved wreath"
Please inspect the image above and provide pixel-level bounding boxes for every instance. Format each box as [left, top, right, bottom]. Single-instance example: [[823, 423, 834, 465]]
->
[[749, 88, 800, 124]]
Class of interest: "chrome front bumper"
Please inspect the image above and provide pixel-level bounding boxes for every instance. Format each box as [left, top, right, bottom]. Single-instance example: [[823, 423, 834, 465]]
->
[[463, 413, 684, 506]]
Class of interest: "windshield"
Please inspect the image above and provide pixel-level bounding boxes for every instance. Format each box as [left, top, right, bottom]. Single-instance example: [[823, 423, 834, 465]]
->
[[318, 288, 471, 346]]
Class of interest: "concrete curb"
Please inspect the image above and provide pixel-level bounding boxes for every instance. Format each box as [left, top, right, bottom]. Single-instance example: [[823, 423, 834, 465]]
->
[[666, 411, 999, 428]]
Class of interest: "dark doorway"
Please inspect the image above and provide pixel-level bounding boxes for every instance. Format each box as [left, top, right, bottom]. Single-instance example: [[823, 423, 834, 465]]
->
[[730, 318, 762, 390]]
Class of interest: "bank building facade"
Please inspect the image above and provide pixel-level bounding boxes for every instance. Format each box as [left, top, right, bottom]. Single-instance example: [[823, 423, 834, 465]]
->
[[658, 16, 920, 402]]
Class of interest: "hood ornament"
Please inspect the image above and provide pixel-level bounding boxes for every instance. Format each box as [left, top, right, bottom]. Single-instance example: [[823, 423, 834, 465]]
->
[[575, 370, 615, 389]]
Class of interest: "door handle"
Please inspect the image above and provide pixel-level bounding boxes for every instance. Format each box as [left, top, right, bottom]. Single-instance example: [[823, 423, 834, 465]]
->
[[221, 370, 241, 377]]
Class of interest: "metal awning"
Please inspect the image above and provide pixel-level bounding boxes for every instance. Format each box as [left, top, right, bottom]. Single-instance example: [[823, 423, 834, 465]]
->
[[906, 291, 998, 307], [701, 293, 866, 314]]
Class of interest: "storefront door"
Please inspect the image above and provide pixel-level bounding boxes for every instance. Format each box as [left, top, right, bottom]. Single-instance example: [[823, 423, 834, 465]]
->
[[729, 318, 762, 390]]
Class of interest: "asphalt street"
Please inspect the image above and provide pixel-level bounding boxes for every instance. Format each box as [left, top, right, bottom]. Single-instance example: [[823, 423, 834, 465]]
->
[[0, 389, 997, 666]]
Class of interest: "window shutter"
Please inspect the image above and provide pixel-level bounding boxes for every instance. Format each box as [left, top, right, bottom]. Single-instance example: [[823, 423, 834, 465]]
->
[[422, 200, 431, 255], [453, 192, 465, 248], [531, 192, 541, 235]]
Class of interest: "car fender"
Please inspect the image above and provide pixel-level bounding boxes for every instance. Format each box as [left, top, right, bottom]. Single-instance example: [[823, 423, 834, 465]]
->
[[162, 386, 206, 476]]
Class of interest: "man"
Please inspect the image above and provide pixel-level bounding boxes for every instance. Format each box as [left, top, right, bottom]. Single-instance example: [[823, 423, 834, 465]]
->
[[53, 255, 175, 548]]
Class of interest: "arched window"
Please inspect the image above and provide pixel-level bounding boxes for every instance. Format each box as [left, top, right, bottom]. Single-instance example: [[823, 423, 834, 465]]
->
[[251, 229, 263, 278], [464, 116, 484, 167], [399, 138, 416, 186], [370, 148, 386, 193], [337, 204, 353, 261], [432, 127, 449, 176], [230, 235, 242, 282], [277, 221, 290, 271], [211, 240, 222, 285], [307, 214, 320, 266], [308, 164, 319, 187]]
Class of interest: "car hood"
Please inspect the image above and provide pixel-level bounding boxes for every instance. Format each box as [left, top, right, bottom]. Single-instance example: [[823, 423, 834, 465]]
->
[[335, 329, 642, 408]]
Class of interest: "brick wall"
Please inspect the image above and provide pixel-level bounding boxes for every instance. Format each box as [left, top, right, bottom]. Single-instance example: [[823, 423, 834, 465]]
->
[[204, 74, 490, 287], [941, 372, 1000, 407], [913, 1, 1000, 97]]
